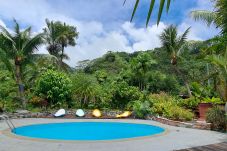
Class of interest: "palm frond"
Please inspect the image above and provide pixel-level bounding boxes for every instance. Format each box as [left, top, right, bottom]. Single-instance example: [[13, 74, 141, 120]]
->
[[146, 0, 155, 27], [128, 0, 172, 26], [22, 33, 44, 55], [157, 0, 166, 25], [190, 10, 216, 27], [0, 24, 16, 46], [178, 27, 190, 47], [0, 48, 14, 78], [130, 0, 140, 22]]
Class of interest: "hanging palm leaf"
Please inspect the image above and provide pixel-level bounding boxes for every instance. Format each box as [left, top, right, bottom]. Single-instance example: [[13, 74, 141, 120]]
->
[[125, 0, 172, 26]]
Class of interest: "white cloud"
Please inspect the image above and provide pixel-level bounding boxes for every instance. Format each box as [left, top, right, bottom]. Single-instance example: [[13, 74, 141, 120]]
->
[[122, 22, 166, 50], [0, 19, 6, 28]]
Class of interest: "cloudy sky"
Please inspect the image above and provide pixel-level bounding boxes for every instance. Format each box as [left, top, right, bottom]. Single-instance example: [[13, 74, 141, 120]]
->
[[0, 0, 219, 67]]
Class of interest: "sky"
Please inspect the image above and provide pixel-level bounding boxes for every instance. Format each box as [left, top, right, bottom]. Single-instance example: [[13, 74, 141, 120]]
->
[[0, 0, 220, 67]]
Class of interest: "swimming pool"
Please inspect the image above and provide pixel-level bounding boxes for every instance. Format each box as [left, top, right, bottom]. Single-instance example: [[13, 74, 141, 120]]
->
[[13, 122, 165, 141]]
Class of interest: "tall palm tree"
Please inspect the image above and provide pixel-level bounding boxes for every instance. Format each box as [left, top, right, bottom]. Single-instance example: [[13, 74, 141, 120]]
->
[[125, 0, 172, 26], [43, 19, 61, 57], [190, 0, 227, 34], [0, 20, 44, 107], [159, 25, 192, 96], [43, 19, 79, 66]]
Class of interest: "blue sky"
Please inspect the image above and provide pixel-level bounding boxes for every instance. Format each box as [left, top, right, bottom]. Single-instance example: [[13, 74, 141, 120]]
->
[[0, 0, 219, 66]]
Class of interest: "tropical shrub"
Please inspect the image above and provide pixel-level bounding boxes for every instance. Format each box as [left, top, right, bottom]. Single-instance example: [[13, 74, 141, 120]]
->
[[150, 93, 194, 121], [111, 81, 143, 109], [178, 97, 200, 110], [71, 73, 111, 109], [36, 70, 72, 107], [132, 100, 151, 119], [206, 106, 227, 132], [0, 70, 17, 111]]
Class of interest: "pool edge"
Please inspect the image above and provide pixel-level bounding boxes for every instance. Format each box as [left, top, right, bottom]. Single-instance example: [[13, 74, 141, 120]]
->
[[2, 121, 169, 143]]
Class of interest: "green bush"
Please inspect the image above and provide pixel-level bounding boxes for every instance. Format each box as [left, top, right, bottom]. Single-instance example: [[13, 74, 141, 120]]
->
[[206, 106, 227, 132], [111, 81, 143, 109], [132, 100, 151, 119], [71, 73, 112, 109], [36, 70, 72, 107], [147, 71, 180, 94], [178, 97, 200, 110], [150, 93, 194, 121]]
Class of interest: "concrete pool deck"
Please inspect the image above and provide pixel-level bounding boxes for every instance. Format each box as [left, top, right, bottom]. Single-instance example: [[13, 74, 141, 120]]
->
[[0, 118, 226, 151]]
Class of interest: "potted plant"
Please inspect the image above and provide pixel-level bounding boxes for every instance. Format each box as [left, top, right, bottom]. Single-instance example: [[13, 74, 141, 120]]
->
[[198, 97, 223, 121]]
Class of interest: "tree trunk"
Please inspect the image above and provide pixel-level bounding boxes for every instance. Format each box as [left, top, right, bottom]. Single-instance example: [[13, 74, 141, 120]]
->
[[60, 44, 64, 67], [15, 58, 26, 108], [225, 83, 227, 102]]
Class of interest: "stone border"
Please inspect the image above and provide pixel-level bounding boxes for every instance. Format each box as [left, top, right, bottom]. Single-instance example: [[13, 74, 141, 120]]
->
[[151, 116, 211, 130]]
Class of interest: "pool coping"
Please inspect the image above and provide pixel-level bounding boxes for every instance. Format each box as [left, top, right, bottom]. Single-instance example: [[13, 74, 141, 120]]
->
[[2, 120, 169, 143]]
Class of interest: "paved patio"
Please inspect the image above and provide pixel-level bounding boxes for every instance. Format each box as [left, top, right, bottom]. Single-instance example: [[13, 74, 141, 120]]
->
[[0, 118, 226, 151]]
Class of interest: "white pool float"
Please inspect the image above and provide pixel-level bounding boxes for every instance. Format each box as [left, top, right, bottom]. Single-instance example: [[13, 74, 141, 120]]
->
[[75, 109, 85, 117], [54, 109, 66, 117]]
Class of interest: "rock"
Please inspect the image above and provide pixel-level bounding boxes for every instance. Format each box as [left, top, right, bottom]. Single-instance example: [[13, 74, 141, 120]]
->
[[15, 110, 30, 114]]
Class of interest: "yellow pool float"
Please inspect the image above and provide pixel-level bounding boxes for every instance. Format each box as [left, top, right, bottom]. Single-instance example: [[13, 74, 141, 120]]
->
[[116, 111, 132, 118], [92, 109, 102, 117]]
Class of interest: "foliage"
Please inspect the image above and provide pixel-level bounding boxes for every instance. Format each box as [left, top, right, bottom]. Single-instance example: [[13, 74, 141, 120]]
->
[[111, 81, 143, 109], [0, 20, 44, 106], [190, 0, 227, 34], [206, 106, 227, 132], [35, 70, 72, 107], [150, 93, 194, 121], [71, 73, 110, 108], [202, 97, 224, 105], [43, 19, 79, 64], [178, 97, 200, 110], [159, 24, 192, 97], [147, 71, 180, 94], [130, 52, 157, 90], [84, 52, 129, 74], [191, 82, 218, 100], [133, 100, 151, 119], [207, 48, 227, 101]]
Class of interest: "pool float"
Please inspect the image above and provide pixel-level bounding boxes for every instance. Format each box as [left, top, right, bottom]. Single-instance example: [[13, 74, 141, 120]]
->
[[116, 111, 132, 118], [76, 109, 85, 117], [92, 109, 102, 117]]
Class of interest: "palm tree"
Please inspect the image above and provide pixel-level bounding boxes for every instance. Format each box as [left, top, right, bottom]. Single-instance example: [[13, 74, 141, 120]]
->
[[207, 48, 227, 101], [0, 20, 44, 107], [125, 0, 172, 26], [159, 25, 192, 96], [43, 19, 62, 57], [43, 19, 79, 66], [190, 0, 227, 34]]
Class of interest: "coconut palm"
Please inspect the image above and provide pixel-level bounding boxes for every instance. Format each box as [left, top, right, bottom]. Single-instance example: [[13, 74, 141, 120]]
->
[[159, 25, 192, 96], [43, 19, 79, 66], [0, 20, 44, 106], [43, 19, 62, 57], [125, 0, 172, 26], [190, 0, 227, 34]]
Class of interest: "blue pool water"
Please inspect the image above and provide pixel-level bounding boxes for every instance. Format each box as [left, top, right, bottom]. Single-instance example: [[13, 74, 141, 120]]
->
[[13, 122, 164, 141]]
